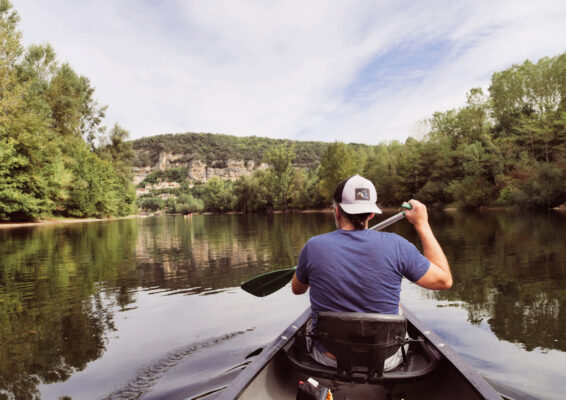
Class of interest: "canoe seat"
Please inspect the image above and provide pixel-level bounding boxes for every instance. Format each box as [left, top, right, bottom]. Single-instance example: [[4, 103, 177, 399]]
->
[[284, 311, 441, 384]]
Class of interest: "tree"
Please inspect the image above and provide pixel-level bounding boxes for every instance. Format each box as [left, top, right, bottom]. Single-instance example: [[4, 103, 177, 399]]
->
[[318, 142, 363, 201], [234, 175, 263, 213], [263, 144, 295, 209], [97, 124, 136, 215], [288, 167, 325, 209], [64, 139, 122, 218], [140, 196, 164, 212], [0, 139, 40, 219], [512, 164, 566, 208], [46, 63, 107, 142], [0, 1, 139, 220], [0, 1, 67, 220], [175, 193, 203, 213], [203, 177, 235, 212], [490, 55, 566, 137]]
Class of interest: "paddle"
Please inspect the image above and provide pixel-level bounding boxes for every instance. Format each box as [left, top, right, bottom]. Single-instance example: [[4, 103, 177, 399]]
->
[[241, 202, 412, 297]]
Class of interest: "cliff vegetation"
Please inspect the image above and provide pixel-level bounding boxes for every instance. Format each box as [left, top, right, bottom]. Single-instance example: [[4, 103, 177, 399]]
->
[[136, 53, 566, 214], [1, 0, 564, 220]]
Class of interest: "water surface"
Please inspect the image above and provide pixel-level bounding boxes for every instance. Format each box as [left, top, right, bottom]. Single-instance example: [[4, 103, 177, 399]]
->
[[0, 210, 564, 399]]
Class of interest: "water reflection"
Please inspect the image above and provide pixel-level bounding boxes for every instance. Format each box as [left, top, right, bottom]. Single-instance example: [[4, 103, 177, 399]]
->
[[0, 220, 138, 399], [0, 210, 565, 399], [395, 210, 566, 353], [0, 214, 334, 399], [133, 214, 334, 293]]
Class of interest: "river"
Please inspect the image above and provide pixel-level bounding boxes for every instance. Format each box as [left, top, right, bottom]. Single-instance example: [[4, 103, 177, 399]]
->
[[0, 210, 564, 399]]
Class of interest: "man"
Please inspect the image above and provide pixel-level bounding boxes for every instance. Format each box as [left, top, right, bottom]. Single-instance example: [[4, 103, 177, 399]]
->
[[292, 174, 452, 369]]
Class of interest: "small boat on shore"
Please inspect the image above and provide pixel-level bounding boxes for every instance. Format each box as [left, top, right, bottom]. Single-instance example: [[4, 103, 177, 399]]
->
[[216, 306, 501, 400]]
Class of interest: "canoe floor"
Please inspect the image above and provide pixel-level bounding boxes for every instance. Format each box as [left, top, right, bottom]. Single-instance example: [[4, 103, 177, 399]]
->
[[237, 350, 487, 400]]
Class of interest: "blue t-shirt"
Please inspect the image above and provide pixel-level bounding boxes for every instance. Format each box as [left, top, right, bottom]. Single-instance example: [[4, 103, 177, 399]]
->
[[296, 229, 430, 320]]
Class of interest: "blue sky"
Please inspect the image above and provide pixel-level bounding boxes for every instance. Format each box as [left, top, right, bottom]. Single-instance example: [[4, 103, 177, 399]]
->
[[12, 0, 566, 144]]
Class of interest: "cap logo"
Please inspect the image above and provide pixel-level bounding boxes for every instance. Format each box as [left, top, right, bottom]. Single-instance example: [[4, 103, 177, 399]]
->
[[355, 188, 370, 201]]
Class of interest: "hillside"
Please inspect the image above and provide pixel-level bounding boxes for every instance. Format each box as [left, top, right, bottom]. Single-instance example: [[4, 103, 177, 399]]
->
[[131, 132, 335, 167], [131, 132, 375, 185]]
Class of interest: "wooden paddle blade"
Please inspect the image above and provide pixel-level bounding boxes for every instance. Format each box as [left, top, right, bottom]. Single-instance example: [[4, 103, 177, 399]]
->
[[241, 267, 297, 297]]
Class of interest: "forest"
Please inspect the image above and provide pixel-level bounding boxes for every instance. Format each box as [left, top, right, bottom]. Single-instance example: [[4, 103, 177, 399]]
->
[[0, 1, 135, 221], [137, 51, 566, 214], [132, 132, 336, 167], [1, 0, 565, 221]]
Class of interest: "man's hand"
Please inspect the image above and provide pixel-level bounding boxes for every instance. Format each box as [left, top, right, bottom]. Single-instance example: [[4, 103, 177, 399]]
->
[[404, 199, 429, 229]]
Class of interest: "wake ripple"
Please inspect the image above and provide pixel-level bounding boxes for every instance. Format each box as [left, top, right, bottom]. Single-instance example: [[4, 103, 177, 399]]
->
[[104, 329, 253, 400]]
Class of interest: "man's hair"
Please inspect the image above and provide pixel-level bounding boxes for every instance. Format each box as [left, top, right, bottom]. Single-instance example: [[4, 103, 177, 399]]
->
[[334, 203, 371, 230], [333, 177, 371, 230]]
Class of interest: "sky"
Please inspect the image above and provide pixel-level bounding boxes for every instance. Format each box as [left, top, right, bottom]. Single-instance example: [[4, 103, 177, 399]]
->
[[12, 0, 566, 144]]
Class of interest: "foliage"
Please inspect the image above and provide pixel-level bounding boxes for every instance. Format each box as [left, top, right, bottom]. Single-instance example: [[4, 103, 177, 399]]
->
[[512, 164, 566, 209], [0, 219, 139, 398], [449, 176, 496, 209], [137, 166, 188, 187], [140, 196, 165, 211], [132, 53, 565, 212], [2, 0, 565, 218], [0, 1, 135, 221], [203, 177, 236, 212], [165, 193, 204, 214], [132, 132, 328, 167], [263, 144, 295, 209], [233, 174, 268, 213], [318, 142, 364, 201]]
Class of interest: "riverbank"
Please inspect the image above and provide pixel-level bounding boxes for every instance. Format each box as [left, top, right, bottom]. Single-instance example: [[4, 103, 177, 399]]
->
[[0, 215, 140, 230], [2, 204, 564, 230]]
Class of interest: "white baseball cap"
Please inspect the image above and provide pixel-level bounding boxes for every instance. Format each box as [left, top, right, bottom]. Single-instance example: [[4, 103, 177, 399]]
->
[[334, 174, 382, 214]]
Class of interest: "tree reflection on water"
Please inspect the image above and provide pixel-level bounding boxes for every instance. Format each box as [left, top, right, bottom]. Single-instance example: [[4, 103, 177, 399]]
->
[[0, 210, 564, 398], [397, 209, 566, 353], [0, 220, 138, 399]]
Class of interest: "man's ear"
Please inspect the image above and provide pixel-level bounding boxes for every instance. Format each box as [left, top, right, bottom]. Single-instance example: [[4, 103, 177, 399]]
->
[[334, 205, 340, 218]]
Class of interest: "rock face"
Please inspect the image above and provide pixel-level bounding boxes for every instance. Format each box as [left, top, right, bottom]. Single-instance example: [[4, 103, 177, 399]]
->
[[132, 152, 268, 185]]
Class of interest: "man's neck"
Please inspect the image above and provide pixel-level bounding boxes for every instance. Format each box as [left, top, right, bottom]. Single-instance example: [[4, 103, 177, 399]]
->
[[337, 220, 368, 230]]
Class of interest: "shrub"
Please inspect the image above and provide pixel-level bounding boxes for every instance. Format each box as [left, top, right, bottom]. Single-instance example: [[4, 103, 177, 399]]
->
[[512, 165, 566, 208]]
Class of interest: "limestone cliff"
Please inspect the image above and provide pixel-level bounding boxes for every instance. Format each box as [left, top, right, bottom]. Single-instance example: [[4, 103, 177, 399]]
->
[[132, 152, 268, 185]]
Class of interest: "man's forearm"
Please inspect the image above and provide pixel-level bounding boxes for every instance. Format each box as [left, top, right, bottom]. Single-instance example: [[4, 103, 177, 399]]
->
[[415, 222, 450, 273]]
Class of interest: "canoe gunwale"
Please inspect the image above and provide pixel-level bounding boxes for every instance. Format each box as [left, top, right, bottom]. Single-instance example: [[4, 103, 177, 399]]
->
[[216, 306, 502, 400], [216, 308, 312, 399], [400, 307, 501, 399]]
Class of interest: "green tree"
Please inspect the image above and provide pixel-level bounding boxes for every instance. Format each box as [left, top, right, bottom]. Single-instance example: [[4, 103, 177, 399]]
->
[[46, 63, 106, 144], [318, 142, 363, 201], [288, 167, 325, 209], [0, 1, 68, 220], [203, 177, 235, 212], [512, 164, 566, 208], [233, 175, 265, 213], [0, 1, 138, 220], [263, 144, 295, 209], [64, 139, 122, 218], [174, 193, 204, 213], [97, 124, 136, 215], [141, 196, 165, 212]]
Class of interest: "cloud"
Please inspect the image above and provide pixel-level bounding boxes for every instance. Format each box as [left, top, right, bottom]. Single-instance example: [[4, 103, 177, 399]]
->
[[13, 0, 566, 144]]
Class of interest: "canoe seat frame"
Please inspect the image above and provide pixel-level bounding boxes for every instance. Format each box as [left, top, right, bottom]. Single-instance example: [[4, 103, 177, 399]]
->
[[284, 311, 441, 384]]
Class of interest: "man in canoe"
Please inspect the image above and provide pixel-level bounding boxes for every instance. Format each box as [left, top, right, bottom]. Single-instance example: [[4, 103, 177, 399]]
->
[[291, 174, 452, 370]]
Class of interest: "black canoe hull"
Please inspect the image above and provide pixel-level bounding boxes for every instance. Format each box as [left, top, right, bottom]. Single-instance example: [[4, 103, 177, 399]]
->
[[217, 307, 501, 400]]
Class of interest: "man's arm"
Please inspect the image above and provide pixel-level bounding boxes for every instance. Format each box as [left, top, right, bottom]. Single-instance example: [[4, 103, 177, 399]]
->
[[405, 200, 452, 290], [292, 273, 309, 294]]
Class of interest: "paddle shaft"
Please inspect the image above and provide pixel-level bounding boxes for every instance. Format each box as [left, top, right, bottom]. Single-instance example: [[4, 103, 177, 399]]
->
[[369, 210, 407, 231]]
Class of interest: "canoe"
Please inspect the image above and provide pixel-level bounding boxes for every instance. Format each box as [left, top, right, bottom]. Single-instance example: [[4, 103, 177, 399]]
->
[[216, 306, 501, 400]]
